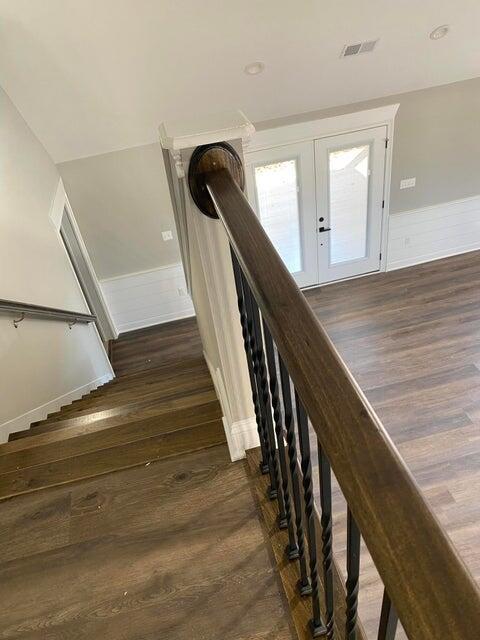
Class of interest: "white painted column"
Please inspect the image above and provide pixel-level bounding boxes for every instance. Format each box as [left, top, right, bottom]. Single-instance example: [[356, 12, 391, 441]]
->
[[160, 113, 258, 460]]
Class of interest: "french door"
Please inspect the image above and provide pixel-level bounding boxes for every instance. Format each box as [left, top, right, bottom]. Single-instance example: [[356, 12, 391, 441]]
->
[[244, 142, 318, 287], [315, 127, 386, 283], [245, 126, 387, 288]]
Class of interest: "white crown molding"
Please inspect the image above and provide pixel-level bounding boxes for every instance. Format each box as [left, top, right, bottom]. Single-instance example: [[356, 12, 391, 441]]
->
[[247, 103, 400, 152], [159, 110, 255, 151]]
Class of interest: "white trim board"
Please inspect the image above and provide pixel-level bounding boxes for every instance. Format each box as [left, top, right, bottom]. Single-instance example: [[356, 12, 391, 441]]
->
[[387, 195, 480, 271], [0, 373, 113, 442], [247, 104, 399, 152], [49, 178, 118, 340], [225, 417, 259, 462], [203, 349, 257, 462], [101, 263, 195, 334]]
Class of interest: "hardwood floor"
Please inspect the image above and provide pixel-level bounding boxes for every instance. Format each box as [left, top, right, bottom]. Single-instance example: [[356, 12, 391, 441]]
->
[[0, 318, 296, 639], [0, 444, 296, 639], [303, 251, 480, 638], [110, 317, 204, 377]]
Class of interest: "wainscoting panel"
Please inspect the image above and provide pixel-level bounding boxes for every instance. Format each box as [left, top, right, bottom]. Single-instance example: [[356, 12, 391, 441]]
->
[[387, 195, 480, 271], [101, 264, 195, 333]]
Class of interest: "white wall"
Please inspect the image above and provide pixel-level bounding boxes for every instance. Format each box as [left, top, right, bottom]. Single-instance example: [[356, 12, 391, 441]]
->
[[100, 264, 194, 334], [0, 87, 113, 440]]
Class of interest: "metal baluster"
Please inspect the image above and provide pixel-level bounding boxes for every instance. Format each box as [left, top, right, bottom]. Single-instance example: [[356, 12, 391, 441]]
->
[[296, 392, 325, 637], [278, 355, 311, 582], [263, 321, 298, 552], [230, 248, 268, 473], [345, 509, 361, 640], [242, 275, 286, 524], [318, 443, 334, 639], [377, 589, 398, 640], [241, 271, 277, 495]]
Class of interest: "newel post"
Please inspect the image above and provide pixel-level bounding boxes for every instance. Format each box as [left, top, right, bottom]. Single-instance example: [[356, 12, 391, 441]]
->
[[160, 112, 257, 461]]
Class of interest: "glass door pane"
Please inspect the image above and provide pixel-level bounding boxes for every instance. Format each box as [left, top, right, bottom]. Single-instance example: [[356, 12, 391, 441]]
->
[[245, 141, 318, 288], [315, 126, 387, 284], [328, 145, 370, 265], [254, 159, 301, 272]]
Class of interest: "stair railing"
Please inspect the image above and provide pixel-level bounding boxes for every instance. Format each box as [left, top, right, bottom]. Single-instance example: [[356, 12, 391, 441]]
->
[[188, 143, 480, 639], [0, 299, 96, 328]]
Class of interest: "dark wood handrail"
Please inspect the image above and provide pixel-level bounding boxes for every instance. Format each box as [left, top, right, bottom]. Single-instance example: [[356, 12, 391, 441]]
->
[[205, 168, 480, 639], [0, 299, 96, 325]]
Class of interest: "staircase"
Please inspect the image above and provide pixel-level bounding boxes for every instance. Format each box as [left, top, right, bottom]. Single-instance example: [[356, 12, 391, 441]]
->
[[0, 354, 225, 500]]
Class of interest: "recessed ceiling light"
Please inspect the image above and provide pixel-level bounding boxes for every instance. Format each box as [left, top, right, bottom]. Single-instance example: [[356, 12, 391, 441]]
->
[[244, 62, 265, 76], [430, 25, 449, 40]]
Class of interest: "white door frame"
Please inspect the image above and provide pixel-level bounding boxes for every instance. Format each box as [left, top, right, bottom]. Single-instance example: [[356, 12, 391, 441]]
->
[[49, 179, 118, 340], [244, 104, 399, 276], [315, 126, 387, 284]]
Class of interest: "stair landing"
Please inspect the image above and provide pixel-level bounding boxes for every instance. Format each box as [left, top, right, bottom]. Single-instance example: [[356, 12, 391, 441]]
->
[[0, 444, 296, 639]]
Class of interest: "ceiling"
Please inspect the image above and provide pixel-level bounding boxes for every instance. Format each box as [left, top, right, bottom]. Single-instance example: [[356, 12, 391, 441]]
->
[[1, 0, 479, 163]]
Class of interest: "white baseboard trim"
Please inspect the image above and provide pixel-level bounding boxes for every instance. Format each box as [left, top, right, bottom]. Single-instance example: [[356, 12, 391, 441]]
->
[[115, 309, 195, 333], [100, 263, 195, 334], [224, 417, 259, 462], [0, 373, 114, 442], [387, 194, 480, 271], [203, 350, 257, 461]]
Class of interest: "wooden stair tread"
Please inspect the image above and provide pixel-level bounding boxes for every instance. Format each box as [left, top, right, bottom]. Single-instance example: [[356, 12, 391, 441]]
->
[[0, 419, 226, 500], [32, 359, 209, 425], [5, 322, 224, 500], [37, 369, 213, 422], [12, 384, 217, 441], [0, 401, 222, 462]]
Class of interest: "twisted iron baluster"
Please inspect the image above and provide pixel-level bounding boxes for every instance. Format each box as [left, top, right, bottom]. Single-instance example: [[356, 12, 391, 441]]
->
[[377, 589, 398, 640], [345, 509, 361, 640], [242, 276, 286, 523], [296, 391, 325, 637], [318, 443, 334, 639], [230, 248, 268, 473], [278, 356, 311, 584], [263, 321, 298, 543], [241, 271, 277, 496]]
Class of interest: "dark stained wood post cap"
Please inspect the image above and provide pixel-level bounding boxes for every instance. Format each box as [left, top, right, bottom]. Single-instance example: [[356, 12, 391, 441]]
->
[[188, 143, 245, 218]]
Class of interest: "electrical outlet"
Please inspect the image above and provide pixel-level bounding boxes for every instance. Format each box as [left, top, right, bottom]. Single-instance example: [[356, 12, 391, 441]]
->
[[400, 177, 416, 189], [177, 287, 187, 297], [162, 230, 173, 241]]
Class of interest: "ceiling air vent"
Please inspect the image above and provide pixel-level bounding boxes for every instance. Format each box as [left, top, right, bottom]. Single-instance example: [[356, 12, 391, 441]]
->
[[341, 40, 378, 57]]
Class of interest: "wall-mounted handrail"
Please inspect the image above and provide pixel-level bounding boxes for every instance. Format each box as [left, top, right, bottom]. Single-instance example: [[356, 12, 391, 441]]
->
[[0, 299, 96, 326], [198, 166, 480, 639]]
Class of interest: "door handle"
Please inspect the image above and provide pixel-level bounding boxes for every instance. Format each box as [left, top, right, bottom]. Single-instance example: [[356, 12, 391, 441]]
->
[[318, 226, 331, 233]]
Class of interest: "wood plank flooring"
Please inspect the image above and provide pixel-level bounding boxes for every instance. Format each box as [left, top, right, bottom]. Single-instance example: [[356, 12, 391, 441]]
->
[[110, 317, 204, 377], [303, 251, 480, 638], [0, 444, 296, 640]]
